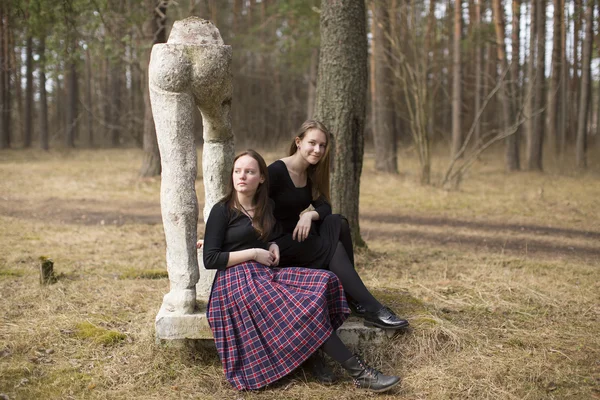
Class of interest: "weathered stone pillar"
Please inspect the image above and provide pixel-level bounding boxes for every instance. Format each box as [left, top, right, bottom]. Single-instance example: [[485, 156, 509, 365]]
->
[[150, 17, 234, 340]]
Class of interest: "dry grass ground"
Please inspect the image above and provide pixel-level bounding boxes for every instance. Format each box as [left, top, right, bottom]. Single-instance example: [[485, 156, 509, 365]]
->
[[0, 146, 598, 400]]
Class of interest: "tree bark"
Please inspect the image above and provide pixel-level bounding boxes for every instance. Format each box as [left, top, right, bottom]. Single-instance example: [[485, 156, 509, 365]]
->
[[39, 36, 49, 150], [576, 0, 594, 169], [139, 1, 167, 177], [371, 0, 397, 173], [314, 0, 368, 247], [451, 0, 462, 159]]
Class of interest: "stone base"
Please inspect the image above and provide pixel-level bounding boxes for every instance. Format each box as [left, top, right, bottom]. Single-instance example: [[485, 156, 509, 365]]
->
[[155, 304, 213, 341], [155, 310, 394, 351]]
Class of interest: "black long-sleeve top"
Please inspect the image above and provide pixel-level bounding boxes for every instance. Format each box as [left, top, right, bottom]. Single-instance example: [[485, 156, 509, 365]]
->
[[202, 202, 269, 270], [268, 160, 331, 235]]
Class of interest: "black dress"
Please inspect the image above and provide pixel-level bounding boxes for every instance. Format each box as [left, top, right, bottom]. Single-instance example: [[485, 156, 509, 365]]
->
[[268, 160, 342, 269], [202, 202, 349, 390]]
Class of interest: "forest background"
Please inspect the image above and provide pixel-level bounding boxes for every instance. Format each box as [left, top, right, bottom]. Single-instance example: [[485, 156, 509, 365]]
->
[[0, 1, 599, 399]]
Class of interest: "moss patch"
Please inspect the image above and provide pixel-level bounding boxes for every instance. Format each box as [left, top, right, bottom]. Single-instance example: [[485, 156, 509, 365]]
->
[[74, 322, 126, 345]]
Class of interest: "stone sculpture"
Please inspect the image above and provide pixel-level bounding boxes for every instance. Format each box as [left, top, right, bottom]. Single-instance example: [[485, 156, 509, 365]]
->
[[149, 17, 234, 339]]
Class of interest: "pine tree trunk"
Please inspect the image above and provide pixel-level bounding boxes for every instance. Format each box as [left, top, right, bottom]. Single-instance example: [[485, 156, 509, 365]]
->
[[527, 0, 546, 171], [576, 0, 594, 169], [314, 0, 367, 247], [139, 1, 167, 177], [109, 63, 122, 147], [24, 35, 33, 148], [306, 48, 318, 119], [558, 0, 568, 155], [0, 2, 7, 149], [570, 0, 582, 142], [451, 0, 462, 159], [492, 0, 519, 171], [39, 36, 48, 150], [473, 0, 482, 146], [548, 0, 562, 156], [371, 0, 397, 173], [524, 0, 536, 168], [65, 60, 78, 148], [84, 48, 93, 147], [510, 0, 521, 137]]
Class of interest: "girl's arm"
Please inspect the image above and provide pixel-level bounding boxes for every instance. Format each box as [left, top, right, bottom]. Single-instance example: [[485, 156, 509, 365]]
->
[[203, 203, 276, 268]]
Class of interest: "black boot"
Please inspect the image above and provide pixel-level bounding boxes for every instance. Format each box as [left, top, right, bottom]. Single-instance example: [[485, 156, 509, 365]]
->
[[340, 355, 400, 393], [304, 351, 337, 384], [363, 306, 409, 330]]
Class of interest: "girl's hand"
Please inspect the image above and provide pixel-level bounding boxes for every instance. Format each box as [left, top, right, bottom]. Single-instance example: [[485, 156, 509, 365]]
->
[[253, 248, 276, 266], [293, 213, 313, 242], [196, 239, 204, 249], [268, 243, 280, 266]]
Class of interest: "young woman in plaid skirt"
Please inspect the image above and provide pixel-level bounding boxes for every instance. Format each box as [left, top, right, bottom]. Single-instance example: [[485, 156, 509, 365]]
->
[[201, 150, 401, 393]]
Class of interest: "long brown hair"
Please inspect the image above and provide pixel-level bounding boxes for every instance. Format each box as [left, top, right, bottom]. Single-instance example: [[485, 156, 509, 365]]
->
[[222, 150, 275, 240], [288, 120, 331, 203]]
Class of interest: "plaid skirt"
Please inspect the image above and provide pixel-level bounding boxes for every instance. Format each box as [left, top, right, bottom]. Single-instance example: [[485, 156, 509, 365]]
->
[[207, 261, 349, 390]]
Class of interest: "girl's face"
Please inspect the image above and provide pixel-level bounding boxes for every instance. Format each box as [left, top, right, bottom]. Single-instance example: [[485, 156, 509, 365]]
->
[[296, 129, 327, 165], [232, 155, 264, 197]]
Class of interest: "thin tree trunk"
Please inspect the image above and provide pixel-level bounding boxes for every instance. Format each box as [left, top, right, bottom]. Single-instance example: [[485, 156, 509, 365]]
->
[[306, 48, 318, 119], [84, 48, 93, 146], [473, 0, 482, 146], [110, 63, 122, 147], [576, 0, 594, 169], [39, 36, 48, 150], [0, 1, 7, 149], [524, 0, 536, 167], [451, 0, 462, 159], [24, 35, 33, 147], [548, 0, 562, 156], [510, 0, 521, 137], [527, 0, 546, 171], [570, 0, 582, 142], [140, 0, 167, 177], [492, 0, 519, 171], [65, 60, 78, 148], [314, 0, 368, 247], [372, 0, 397, 173], [558, 0, 568, 155]]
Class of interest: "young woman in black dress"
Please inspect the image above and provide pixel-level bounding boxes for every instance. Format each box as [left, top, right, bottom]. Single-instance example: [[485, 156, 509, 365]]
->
[[268, 120, 409, 330], [201, 149, 401, 393]]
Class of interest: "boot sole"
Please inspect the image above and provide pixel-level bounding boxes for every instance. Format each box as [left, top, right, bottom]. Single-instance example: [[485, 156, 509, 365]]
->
[[363, 320, 410, 330], [360, 378, 401, 393]]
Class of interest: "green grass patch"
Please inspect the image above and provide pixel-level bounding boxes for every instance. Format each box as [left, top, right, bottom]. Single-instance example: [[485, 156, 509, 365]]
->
[[119, 268, 168, 280], [74, 322, 127, 345]]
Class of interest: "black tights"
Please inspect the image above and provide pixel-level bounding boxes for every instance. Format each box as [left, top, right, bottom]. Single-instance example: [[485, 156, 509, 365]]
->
[[329, 242, 382, 313], [321, 331, 353, 363], [339, 217, 354, 266]]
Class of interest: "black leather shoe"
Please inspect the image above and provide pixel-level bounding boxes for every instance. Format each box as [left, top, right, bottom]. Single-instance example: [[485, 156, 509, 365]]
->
[[363, 306, 409, 330], [304, 352, 337, 384], [341, 355, 400, 393], [348, 298, 366, 316]]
